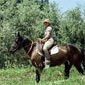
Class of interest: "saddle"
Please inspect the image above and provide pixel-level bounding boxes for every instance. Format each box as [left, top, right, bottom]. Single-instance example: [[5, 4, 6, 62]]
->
[[37, 43, 59, 56], [49, 44, 59, 55]]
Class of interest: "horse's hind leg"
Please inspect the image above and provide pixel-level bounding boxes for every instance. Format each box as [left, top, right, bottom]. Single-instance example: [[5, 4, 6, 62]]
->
[[82, 59, 85, 72], [64, 61, 72, 79], [74, 63, 85, 75]]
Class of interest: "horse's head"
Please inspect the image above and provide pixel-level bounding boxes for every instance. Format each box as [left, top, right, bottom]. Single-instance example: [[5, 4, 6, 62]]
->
[[9, 32, 24, 53], [10, 32, 31, 54]]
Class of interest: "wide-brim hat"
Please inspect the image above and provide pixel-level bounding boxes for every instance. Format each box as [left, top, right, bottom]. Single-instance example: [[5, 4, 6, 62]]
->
[[43, 19, 50, 24]]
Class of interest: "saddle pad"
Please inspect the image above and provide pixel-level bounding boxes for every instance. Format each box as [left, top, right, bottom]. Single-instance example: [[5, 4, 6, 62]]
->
[[50, 45, 59, 55]]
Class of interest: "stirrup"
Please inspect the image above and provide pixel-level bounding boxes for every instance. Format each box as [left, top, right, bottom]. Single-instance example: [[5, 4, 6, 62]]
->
[[44, 60, 50, 69], [45, 64, 50, 69]]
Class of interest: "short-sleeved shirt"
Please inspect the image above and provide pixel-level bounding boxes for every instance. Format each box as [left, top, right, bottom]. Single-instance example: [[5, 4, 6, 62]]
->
[[44, 26, 53, 39]]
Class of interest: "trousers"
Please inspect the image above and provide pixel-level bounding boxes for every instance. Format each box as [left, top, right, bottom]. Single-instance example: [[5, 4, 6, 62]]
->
[[43, 38, 54, 61]]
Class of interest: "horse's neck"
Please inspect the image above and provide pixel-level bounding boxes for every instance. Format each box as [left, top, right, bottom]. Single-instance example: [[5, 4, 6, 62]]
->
[[23, 40, 43, 58], [23, 41, 33, 56]]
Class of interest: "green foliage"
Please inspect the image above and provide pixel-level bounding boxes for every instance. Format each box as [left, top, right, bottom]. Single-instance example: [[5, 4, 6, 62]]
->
[[0, 0, 84, 68], [57, 7, 85, 47]]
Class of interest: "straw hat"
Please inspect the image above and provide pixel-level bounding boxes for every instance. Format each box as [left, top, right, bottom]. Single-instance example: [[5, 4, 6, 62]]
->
[[43, 19, 50, 24]]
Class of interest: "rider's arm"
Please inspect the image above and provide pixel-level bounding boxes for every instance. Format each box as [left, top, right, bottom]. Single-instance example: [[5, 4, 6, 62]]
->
[[42, 32, 51, 41], [38, 27, 52, 42], [42, 27, 52, 41]]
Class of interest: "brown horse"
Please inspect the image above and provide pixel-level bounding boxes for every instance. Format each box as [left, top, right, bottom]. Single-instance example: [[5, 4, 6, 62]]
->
[[10, 32, 85, 83]]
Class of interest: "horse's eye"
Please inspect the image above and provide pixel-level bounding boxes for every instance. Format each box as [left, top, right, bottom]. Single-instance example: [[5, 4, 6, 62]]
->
[[15, 39, 18, 43], [15, 38, 18, 43]]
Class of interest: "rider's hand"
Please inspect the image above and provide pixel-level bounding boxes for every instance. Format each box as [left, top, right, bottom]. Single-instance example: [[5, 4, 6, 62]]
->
[[41, 39, 46, 43], [37, 38, 42, 43], [37, 38, 46, 43]]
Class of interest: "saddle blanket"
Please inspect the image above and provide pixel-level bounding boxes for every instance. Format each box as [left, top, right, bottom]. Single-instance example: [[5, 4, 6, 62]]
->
[[50, 45, 59, 55]]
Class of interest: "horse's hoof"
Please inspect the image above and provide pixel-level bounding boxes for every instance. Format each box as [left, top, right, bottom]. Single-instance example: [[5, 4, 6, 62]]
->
[[83, 72, 85, 75], [36, 78, 40, 83], [36, 80, 40, 83], [64, 76, 69, 79]]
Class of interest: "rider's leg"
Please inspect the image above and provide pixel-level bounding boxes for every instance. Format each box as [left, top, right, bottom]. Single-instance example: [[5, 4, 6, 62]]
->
[[43, 38, 54, 68]]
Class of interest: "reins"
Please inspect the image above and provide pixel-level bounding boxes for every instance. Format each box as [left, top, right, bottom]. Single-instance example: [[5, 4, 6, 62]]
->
[[28, 41, 33, 55], [26, 41, 33, 55]]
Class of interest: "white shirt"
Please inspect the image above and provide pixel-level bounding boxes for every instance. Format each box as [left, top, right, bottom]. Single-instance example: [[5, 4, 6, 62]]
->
[[44, 26, 52, 39]]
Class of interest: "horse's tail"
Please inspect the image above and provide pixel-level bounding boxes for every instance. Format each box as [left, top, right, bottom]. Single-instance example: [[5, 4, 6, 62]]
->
[[81, 48, 85, 71]]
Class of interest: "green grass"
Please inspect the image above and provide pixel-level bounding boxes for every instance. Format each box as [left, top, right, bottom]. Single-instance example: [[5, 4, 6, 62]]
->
[[0, 66, 85, 85]]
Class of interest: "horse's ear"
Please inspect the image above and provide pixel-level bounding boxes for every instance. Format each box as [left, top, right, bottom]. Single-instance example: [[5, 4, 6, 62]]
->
[[14, 32, 20, 36], [17, 32, 20, 36]]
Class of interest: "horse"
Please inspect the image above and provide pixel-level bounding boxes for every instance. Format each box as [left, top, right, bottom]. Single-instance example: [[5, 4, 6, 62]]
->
[[9, 32, 85, 83]]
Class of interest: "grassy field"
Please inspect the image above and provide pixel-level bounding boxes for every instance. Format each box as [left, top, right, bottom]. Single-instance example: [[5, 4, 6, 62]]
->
[[0, 66, 85, 85]]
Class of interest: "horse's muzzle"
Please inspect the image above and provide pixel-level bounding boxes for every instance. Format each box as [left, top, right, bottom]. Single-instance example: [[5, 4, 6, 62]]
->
[[9, 48, 16, 54]]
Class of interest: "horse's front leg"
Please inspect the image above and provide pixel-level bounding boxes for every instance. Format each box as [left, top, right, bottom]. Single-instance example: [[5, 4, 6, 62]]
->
[[36, 68, 40, 83], [35, 64, 44, 83], [36, 67, 44, 83], [64, 61, 72, 79]]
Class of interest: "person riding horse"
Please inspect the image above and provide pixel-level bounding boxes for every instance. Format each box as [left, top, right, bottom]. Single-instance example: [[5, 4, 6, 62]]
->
[[10, 32, 85, 83], [38, 19, 54, 68]]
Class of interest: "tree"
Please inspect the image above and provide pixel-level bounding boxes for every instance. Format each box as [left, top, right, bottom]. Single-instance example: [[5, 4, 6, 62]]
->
[[58, 7, 84, 48], [0, 0, 84, 68]]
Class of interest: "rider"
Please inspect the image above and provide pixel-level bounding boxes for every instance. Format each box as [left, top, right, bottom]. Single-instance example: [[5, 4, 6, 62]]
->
[[38, 19, 54, 68]]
